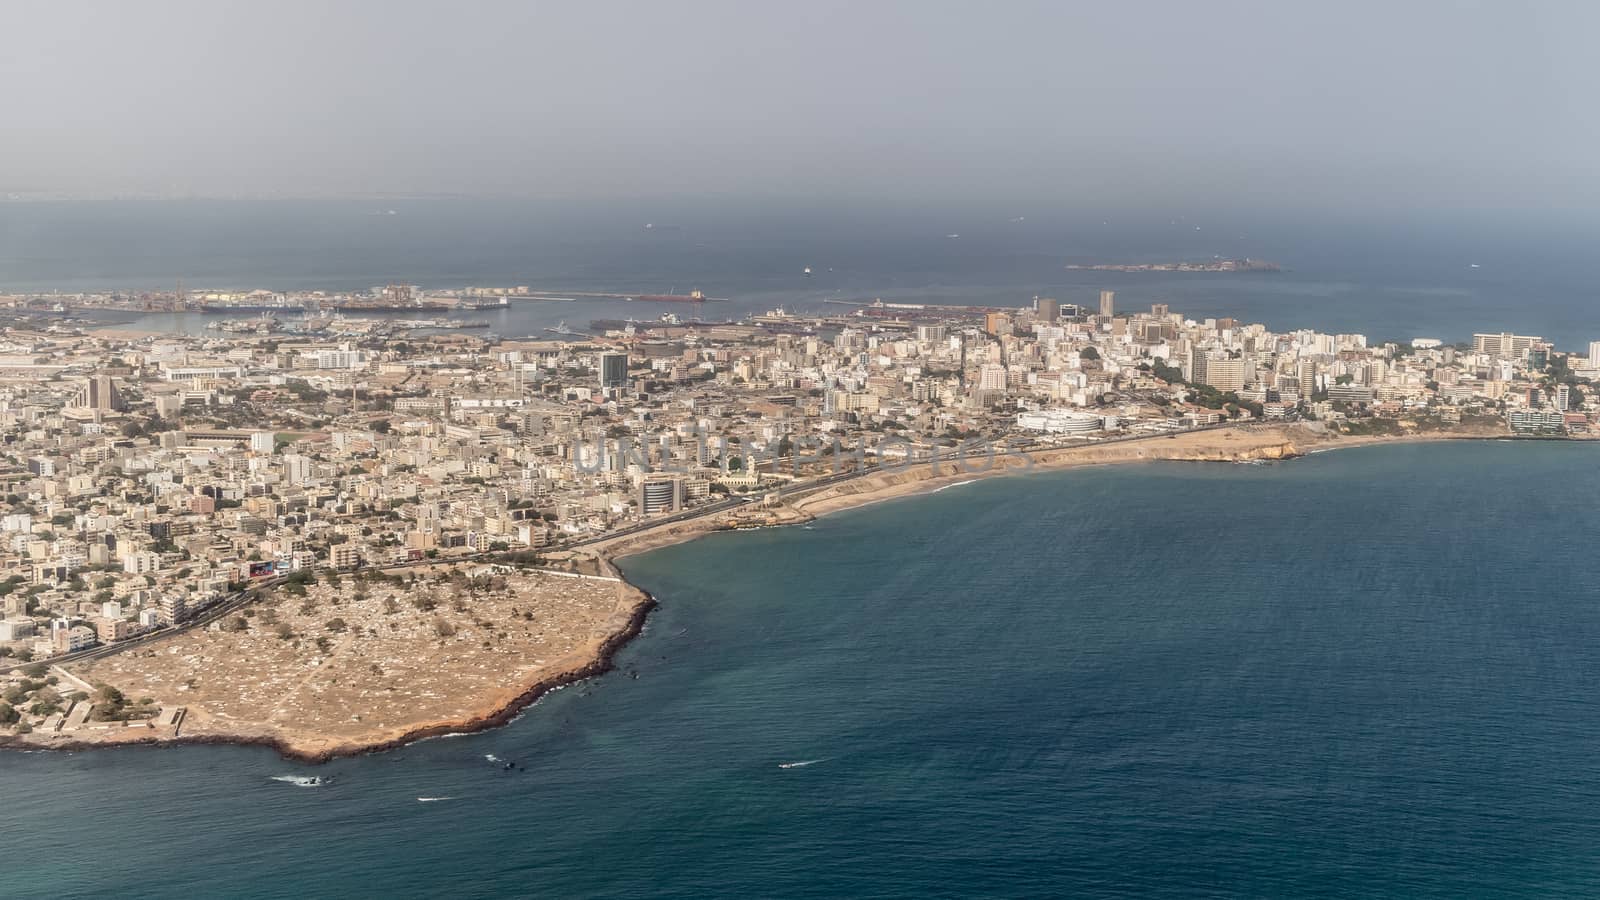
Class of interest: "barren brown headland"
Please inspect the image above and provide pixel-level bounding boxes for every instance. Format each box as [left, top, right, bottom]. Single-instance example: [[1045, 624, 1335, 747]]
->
[[3, 565, 650, 762], [0, 421, 1523, 762]]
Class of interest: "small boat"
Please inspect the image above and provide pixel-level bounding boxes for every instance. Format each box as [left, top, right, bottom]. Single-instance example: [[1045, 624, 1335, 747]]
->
[[778, 758, 826, 769], [270, 775, 326, 787], [803, 266, 812, 276]]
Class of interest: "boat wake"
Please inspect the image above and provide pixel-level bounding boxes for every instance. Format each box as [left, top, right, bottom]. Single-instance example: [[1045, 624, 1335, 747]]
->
[[484, 754, 500, 763], [271, 775, 327, 787], [778, 758, 828, 770], [930, 480, 978, 494], [417, 797, 455, 803]]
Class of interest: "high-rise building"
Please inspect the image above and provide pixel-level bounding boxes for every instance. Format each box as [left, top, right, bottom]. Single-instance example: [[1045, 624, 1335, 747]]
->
[[978, 363, 1008, 392], [1297, 360, 1318, 398], [599, 352, 629, 389], [1035, 297, 1059, 324], [1203, 353, 1248, 389], [984, 312, 1012, 336], [1473, 332, 1541, 358], [1151, 303, 1170, 318], [1099, 290, 1116, 318], [637, 475, 685, 516], [315, 345, 365, 369], [283, 454, 312, 484], [1588, 341, 1600, 369], [72, 375, 125, 412]]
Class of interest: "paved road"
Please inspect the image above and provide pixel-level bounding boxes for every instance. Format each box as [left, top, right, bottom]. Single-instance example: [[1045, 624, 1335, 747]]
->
[[34, 422, 1267, 669], [41, 555, 498, 667]]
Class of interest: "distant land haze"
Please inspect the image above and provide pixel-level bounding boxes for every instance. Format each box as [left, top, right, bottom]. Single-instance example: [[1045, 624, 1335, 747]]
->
[[4, 199, 1600, 346]]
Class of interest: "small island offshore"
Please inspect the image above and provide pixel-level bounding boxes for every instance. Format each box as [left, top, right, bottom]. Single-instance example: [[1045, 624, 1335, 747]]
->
[[1066, 257, 1281, 273], [0, 283, 1585, 760]]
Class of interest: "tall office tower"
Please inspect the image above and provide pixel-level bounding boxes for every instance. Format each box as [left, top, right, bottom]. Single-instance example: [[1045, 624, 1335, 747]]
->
[[1099, 290, 1116, 318], [599, 352, 629, 389], [1184, 343, 1205, 383], [1588, 341, 1600, 369], [73, 375, 125, 412], [1151, 303, 1170, 318], [1297, 360, 1318, 398], [1035, 297, 1059, 324], [977, 363, 1008, 392]]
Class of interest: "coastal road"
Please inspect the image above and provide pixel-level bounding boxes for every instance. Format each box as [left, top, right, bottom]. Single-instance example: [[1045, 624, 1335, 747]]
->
[[33, 421, 1270, 670], [39, 554, 502, 668]]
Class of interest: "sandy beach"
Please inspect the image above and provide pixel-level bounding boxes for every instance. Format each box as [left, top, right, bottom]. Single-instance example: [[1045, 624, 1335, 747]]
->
[[604, 422, 1510, 558], [0, 421, 1523, 762]]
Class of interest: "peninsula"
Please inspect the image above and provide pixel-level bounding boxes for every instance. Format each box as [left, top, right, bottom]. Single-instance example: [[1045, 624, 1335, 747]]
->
[[0, 284, 1587, 759]]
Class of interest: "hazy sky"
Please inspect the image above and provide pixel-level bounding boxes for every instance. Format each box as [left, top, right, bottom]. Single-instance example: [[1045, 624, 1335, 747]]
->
[[4, 1, 1596, 212]]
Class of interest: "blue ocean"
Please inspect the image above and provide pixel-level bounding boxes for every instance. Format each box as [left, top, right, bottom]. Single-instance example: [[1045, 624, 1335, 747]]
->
[[8, 441, 1600, 897], [4, 198, 1600, 346], [6, 202, 1600, 895]]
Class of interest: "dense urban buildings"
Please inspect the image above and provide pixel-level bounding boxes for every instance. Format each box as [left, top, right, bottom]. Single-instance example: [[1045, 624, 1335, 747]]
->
[[0, 283, 1588, 680]]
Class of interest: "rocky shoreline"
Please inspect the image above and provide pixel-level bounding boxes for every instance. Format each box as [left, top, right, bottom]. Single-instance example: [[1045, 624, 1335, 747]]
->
[[0, 589, 658, 765], [1, 423, 1536, 764]]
